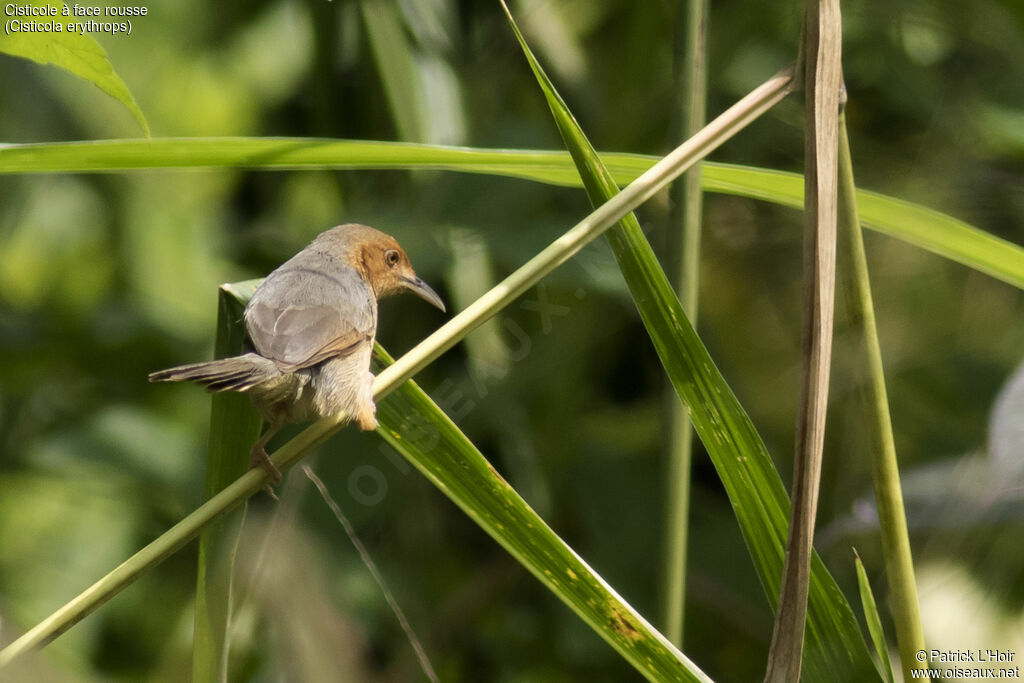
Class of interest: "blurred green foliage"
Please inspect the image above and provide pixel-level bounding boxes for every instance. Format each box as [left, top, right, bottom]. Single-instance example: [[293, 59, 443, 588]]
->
[[1, 0, 1022, 680]]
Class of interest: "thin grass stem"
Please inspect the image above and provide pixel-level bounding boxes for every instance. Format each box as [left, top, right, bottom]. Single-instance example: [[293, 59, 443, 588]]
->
[[662, 0, 709, 647], [837, 113, 930, 683]]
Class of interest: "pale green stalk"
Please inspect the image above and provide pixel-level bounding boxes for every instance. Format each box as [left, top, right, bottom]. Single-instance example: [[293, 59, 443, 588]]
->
[[837, 114, 929, 683], [373, 68, 793, 395], [0, 67, 793, 668], [662, 0, 708, 647]]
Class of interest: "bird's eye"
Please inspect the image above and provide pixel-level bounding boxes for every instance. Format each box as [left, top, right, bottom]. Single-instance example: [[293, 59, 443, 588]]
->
[[385, 249, 400, 267]]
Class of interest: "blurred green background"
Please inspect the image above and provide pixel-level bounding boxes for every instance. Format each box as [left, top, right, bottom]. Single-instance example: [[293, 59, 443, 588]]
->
[[1, 0, 1023, 680]]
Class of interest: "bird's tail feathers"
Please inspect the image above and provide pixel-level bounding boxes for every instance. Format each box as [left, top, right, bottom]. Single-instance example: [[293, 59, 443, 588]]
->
[[148, 354, 280, 392]]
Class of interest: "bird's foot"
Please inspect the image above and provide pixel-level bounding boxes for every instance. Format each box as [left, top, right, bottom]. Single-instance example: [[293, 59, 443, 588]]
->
[[250, 444, 282, 499], [354, 401, 378, 431], [354, 372, 378, 431]]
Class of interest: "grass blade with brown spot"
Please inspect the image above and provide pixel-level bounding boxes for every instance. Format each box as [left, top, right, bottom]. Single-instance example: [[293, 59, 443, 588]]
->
[[500, 3, 877, 681]]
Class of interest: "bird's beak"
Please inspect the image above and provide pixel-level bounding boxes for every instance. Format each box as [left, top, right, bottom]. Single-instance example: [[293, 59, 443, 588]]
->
[[402, 276, 446, 312]]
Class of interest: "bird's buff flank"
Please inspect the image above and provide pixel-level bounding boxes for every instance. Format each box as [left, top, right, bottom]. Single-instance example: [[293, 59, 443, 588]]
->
[[149, 223, 445, 485]]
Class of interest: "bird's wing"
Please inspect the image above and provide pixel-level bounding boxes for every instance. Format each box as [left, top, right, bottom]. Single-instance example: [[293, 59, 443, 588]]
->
[[244, 261, 377, 372]]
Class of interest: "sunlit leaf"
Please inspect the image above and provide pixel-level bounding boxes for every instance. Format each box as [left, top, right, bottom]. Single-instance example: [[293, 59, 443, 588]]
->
[[370, 346, 713, 683], [0, 0, 150, 135], [192, 282, 262, 682], [0, 139, 1020, 289]]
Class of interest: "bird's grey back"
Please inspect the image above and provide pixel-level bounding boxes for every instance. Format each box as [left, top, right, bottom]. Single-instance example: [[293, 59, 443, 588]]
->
[[245, 245, 377, 372]]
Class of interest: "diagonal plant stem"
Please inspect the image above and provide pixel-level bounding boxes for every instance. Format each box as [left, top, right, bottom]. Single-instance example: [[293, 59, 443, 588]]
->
[[303, 465, 438, 683], [764, 0, 842, 681], [662, 0, 709, 647], [837, 115, 930, 682], [0, 66, 793, 668], [370, 68, 794, 398]]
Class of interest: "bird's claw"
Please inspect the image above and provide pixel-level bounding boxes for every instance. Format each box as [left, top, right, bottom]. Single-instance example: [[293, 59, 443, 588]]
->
[[250, 445, 282, 498]]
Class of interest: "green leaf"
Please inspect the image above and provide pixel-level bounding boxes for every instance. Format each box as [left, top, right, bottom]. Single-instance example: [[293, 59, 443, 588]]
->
[[501, 3, 878, 680], [0, 0, 150, 136], [192, 282, 262, 682], [700, 163, 1024, 293], [0, 139, 1020, 290], [854, 550, 897, 683], [371, 346, 713, 683]]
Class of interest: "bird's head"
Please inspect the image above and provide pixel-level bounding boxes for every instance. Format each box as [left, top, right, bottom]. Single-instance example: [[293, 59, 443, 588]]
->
[[321, 223, 446, 312]]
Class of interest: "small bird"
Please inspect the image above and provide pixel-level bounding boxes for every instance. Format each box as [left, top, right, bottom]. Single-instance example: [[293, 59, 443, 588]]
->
[[150, 223, 445, 484]]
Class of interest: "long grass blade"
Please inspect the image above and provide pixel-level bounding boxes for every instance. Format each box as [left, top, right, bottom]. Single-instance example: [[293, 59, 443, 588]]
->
[[370, 347, 713, 682], [499, 4, 877, 681], [1, 140, 1019, 289]]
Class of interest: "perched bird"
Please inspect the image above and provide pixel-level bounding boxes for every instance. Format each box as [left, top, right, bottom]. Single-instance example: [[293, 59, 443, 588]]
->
[[150, 223, 445, 483]]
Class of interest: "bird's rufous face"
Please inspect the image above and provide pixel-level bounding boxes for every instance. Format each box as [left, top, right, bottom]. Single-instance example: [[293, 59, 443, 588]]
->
[[363, 239, 445, 312]]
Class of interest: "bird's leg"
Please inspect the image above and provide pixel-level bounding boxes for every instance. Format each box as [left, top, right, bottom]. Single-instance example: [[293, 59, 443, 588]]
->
[[353, 370, 378, 431], [250, 419, 284, 487]]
